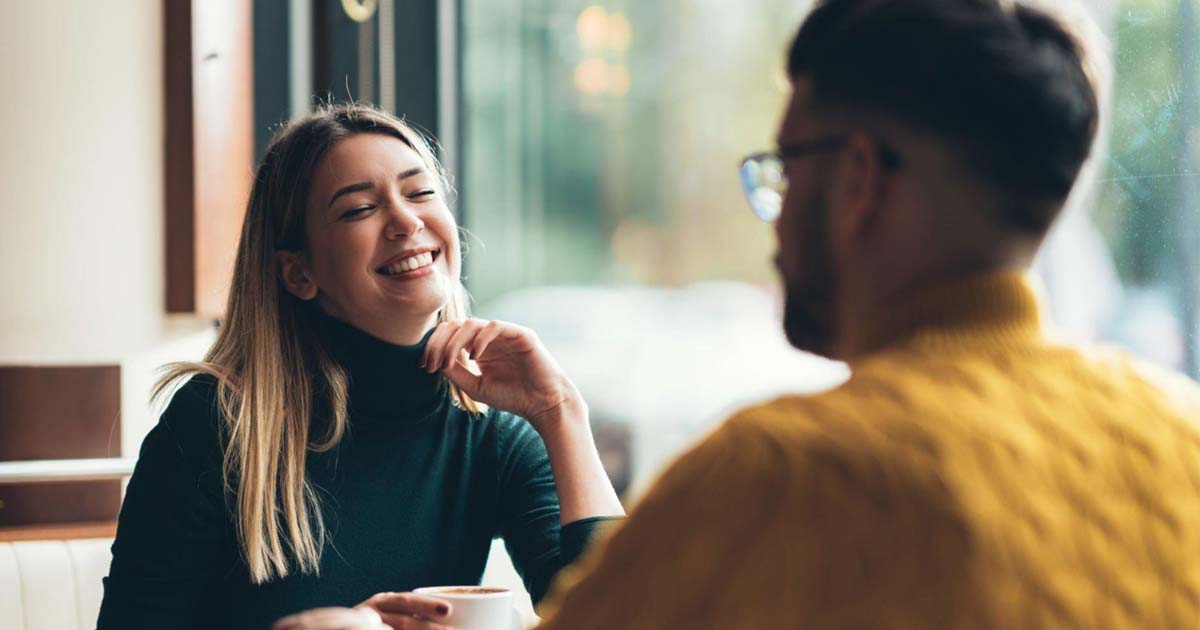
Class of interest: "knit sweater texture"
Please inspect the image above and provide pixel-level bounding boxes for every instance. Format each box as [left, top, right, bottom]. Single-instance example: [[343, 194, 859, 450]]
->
[[537, 271, 1200, 630]]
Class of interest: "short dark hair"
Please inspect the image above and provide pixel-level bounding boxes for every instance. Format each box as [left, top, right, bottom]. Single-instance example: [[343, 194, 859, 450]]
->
[[788, 0, 1100, 233]]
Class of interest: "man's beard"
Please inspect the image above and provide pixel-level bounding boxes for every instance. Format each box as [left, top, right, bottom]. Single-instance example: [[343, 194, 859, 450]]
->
[[779, 189, 837, 357]]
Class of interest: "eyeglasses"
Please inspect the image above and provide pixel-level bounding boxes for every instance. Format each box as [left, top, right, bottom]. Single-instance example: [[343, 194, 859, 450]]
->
[[738, 135, 901, 222]]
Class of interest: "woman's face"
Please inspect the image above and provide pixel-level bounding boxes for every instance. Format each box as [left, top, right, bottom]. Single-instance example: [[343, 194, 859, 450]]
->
[[287, 133, 460, 342]]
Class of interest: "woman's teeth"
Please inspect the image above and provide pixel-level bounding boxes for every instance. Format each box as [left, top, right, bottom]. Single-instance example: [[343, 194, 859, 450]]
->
[[383, 251, 435, 275]]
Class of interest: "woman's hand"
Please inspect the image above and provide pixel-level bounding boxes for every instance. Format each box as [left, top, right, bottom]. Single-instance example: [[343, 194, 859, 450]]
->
[[356, 592, 457, 630], [424, 318, 624, 523], [271, 593, 456, 630], [271, 606, 386, 630], [422, 319, 583, 431]]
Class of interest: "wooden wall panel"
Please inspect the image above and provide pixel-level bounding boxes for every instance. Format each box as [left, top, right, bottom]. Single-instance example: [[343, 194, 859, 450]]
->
[[0, 520, 117, 542], [165, 0, 255, 317], [164, 0, 197, 314], [0, 366, 121, 526], [0, 483, 123, 528]]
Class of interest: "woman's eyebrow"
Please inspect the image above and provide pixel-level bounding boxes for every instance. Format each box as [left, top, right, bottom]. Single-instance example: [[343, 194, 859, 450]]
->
[[328, 182, 373, 207], [327, 167, 426, 207], [397, 166, 424, 181]]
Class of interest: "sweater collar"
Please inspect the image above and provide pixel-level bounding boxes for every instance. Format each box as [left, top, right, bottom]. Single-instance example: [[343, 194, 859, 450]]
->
[[314, 313, 446, 421], [847, 270, 1048, 362]]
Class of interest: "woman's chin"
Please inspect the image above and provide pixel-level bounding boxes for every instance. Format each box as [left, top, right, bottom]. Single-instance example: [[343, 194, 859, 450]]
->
[[379, 285, 449, 316], [376, 265, 441, 293], [370, 269, 453, 317]]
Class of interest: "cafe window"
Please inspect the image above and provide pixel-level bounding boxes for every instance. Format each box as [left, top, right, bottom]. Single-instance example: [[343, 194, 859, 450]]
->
[[458, 0, 1200, 486], [253, 0, 1200, 490]]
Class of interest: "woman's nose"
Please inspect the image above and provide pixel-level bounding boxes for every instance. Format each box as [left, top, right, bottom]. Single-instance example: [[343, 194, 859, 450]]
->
[[383, 204, 425, 240]]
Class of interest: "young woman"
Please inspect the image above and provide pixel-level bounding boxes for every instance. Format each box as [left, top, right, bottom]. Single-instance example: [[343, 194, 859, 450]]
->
[[97, 103, 624, 630]]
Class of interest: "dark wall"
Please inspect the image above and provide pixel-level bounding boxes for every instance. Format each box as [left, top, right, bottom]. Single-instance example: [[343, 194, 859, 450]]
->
[[390, 1, 440, 135], [253, 0, 291, 161], [258, 1, 444, 148]]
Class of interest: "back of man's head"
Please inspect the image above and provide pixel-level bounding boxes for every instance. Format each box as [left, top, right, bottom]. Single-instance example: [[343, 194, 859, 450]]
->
[[788, 0, 1101, 235]]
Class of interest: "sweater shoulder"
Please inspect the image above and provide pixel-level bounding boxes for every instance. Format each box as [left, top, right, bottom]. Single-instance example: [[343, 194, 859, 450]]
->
[[727, 380, 895, 447], [720, 394, 884, 471], [159, 371, 219, 410], [736, 342, 1200, 474], [1078, 344, 1200, 424], [152, 373, 227, 466], [722, 362, 1000, 477], [459, 407, 546, 472]]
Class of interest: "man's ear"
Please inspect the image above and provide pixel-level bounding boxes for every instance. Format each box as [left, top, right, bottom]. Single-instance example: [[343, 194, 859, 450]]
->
[[831, 131, 889, 239], [276, 250, 318, 301]]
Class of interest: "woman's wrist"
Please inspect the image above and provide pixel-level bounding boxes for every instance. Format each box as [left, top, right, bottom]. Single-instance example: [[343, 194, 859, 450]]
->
[[529, 387, 588, 435], [535, 391, 626, 522]]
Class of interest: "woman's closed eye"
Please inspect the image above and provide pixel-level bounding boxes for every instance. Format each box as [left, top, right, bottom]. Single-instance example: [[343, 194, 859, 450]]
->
[[339, 205, 376, 220], [337, 190, 435, 220]]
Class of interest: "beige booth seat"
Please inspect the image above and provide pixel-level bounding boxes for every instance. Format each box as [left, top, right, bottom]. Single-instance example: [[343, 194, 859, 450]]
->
[[0, 537, 534, 630], [0, 538, 112, 630]]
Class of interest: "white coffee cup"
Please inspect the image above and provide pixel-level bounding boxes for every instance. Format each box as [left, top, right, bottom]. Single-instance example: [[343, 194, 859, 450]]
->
[[412, 586, 525, 630]]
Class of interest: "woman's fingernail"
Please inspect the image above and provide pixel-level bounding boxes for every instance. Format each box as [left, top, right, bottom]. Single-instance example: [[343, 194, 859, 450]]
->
[[436, 604, 449, 615]]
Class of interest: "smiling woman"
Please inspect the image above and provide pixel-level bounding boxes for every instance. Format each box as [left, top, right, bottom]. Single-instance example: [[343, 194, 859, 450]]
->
[[276, 133, 461, 346], [96, 103, 623, 630]]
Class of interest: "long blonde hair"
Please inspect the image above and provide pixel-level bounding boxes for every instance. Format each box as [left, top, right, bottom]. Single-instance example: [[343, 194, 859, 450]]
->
[[155, 103, 478, 584]]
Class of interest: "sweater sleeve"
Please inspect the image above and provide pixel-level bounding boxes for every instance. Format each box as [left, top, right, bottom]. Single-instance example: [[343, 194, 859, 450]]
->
[[533, 405, 972, 630], [492, 413, 621, 605], [530, 417, 776, 630], [97, 377, 238, 630]]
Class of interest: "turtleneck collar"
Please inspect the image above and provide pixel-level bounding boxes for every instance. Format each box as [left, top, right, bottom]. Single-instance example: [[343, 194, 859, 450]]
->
[[313, 313, 447, 422], [846, 270, 1049, 362]]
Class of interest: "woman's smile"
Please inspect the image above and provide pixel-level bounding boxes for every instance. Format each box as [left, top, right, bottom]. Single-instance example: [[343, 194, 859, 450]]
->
[[375, 247, 442, 282]]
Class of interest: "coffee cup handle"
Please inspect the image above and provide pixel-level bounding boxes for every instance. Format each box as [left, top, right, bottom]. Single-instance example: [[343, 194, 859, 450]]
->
[[510, 605, 526, 630]]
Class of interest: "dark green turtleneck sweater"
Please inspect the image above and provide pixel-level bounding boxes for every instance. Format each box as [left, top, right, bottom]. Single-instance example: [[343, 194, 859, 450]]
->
[[98, 316, 616, 630]]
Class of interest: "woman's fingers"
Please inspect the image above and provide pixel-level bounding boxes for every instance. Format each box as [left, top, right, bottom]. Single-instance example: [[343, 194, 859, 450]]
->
[[270, 607, 346, 630], [441, 356, 483, 396], [361, 592, 452, 618], [376, 611, 459, 630], [272, 606, 384, 630], [423, 319, 531, 374], [469, 320, 506, 362], [439, 318, 488, 371], [357, 592, 458, 630], [421, 321, 460, 373]]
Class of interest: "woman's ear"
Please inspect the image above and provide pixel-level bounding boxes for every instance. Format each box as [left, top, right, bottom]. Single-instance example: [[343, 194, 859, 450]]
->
[[276, 250, 318, 300]]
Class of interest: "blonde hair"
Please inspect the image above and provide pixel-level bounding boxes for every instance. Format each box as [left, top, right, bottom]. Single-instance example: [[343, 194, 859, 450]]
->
[[155, 103, 478, 584]]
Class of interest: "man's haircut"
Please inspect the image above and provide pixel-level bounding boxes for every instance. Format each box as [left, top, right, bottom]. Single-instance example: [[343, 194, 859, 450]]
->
[[789, 0, 1101, 232]]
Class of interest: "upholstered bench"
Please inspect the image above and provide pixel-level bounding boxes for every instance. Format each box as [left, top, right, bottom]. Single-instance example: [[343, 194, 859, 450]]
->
[[0, 538, 112, 630], [0, 537, 534, 630]]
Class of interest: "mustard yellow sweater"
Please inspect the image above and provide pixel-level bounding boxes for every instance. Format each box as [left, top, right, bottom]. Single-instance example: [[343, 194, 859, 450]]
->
[[537, 272, 1200, 630]]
